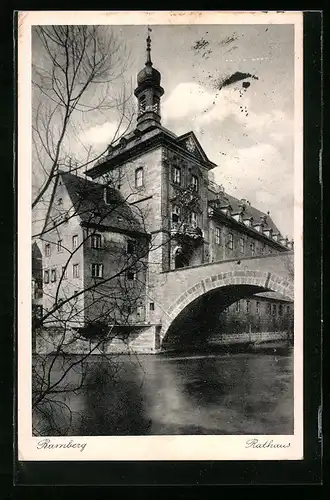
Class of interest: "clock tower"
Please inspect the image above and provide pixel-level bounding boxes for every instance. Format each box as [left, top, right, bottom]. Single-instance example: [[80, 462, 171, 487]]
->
[[134, 33, 164, 131]]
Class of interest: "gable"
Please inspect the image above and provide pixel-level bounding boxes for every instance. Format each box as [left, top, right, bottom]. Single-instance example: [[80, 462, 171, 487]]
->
[[176, 132, 215, 167]]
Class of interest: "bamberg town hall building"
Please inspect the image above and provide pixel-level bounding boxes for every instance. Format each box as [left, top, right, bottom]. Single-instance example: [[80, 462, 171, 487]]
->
[[32, 35, 294, 353]]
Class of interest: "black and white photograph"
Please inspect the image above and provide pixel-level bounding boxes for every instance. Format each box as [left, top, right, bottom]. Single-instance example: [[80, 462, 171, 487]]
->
[[18, 11, 303, 461]]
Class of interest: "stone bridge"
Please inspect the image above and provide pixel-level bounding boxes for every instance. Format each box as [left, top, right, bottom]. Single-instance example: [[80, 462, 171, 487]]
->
[[149, 251, 294, 348], [91, 251, 294, 354]]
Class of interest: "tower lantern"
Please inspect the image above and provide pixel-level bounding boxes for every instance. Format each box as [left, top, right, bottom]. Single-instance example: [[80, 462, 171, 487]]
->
[[134, 29, 164, 131]]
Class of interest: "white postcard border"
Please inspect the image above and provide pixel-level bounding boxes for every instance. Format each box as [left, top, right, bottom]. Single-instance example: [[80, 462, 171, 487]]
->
[[18, 10, 304, 461]]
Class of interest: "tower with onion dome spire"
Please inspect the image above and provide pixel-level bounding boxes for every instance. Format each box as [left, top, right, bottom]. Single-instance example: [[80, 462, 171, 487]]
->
[[134, 29, 164, 131]]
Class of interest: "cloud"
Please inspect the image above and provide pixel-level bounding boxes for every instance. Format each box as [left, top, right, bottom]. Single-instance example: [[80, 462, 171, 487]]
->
[[212, 142, 294, 237], [162, 81, 248, 127], [79, 121, 126, 147], [163, 81, 293, 144]]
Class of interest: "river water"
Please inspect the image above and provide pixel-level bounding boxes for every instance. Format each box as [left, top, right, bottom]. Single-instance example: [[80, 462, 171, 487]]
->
[[34, 344, 293, 436]]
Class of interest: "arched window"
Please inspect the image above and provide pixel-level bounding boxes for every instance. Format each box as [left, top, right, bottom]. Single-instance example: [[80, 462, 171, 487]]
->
[[152, 96, 160, 113], [135, 167, 144, 188], [139, 95, 146, 114], [174, 246, 187, 269]]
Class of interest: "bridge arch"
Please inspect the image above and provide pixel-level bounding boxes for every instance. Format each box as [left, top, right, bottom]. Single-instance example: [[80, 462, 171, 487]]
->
[[160, 269, 294, 345]]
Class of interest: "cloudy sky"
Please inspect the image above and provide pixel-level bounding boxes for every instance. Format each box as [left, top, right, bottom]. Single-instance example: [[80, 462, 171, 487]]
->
[[33, 23, 295, 238]]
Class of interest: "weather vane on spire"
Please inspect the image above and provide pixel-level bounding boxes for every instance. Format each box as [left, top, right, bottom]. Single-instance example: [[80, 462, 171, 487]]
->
[[146, 25, 152, 65]]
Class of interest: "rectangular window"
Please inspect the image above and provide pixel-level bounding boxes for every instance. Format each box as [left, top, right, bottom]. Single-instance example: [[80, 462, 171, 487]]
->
[[272, 304, 277, 316], [228, 233, 234, 250], [62, 266, 68, 280], [72, 235, 78, 250], [150, 302, 155, 311], [45, 243, 51, 257], [172, 205, 181, 223], [236, 300, 240, 312], [246, 300, 250, 313], [73, 264, 79, 278], [191, 175, 199, 192], [173, 166, 181, 185], [51, 269, 57, 282], [267, 303, 271, 315], [135, 167, 144, 188], [279, 304, 283, 316], [57, 197, 63, 205], [190, 211, 197, 227], [57, 239, 63, 253], [239, 237, 245, 253], [91, 263, 103, 278], [126, 270, 136, 281], [215, 227, 221, 245], [44, 270, 49, 284], [287, 305, 290, 315], [251, 242, 255, 256], [91, 234, 102, 249], [127, 240, 136, 255]]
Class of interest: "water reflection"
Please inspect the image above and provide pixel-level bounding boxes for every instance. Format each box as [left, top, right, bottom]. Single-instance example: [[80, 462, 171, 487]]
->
[[34, 344, 293, 436]]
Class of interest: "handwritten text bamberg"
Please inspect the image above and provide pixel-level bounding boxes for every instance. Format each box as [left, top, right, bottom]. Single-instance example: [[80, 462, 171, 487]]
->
[[245, 438, 290, 449], [37, 438, 87, 452]]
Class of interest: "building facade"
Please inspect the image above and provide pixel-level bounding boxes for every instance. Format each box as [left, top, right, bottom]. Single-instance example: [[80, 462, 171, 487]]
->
[[35, 35, 294, 351]]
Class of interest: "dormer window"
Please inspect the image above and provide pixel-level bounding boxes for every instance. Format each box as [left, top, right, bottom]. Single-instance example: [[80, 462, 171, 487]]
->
[[220, 205, 232, 217], [135, 167, 144, 188], [263, 228, 273, 238], [253, 223, 263, 232], [232, 212, 243, 223], [243, 217, 253, 228], [239, 199, 246, 212], [191, 175, 199, 192], [119, 137, 127, 149], [173, 166, 181, 185], [104, 186, 114, 205]]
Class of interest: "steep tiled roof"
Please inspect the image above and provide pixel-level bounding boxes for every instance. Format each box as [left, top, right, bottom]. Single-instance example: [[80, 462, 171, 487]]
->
[[254, 291, 293, 302], [208, 187, 282, 235], [59, 171, 146, 235]]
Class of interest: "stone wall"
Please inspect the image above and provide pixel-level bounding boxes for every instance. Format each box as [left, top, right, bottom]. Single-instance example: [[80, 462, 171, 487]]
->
[[35, 324, 160, 355]]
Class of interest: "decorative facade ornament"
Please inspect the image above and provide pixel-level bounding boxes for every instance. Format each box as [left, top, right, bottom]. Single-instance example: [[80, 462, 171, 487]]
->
[[186, 137, 196, 153]]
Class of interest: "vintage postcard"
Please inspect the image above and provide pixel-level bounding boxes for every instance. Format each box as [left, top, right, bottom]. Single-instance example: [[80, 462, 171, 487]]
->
[[18, 10, 303, 461]]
